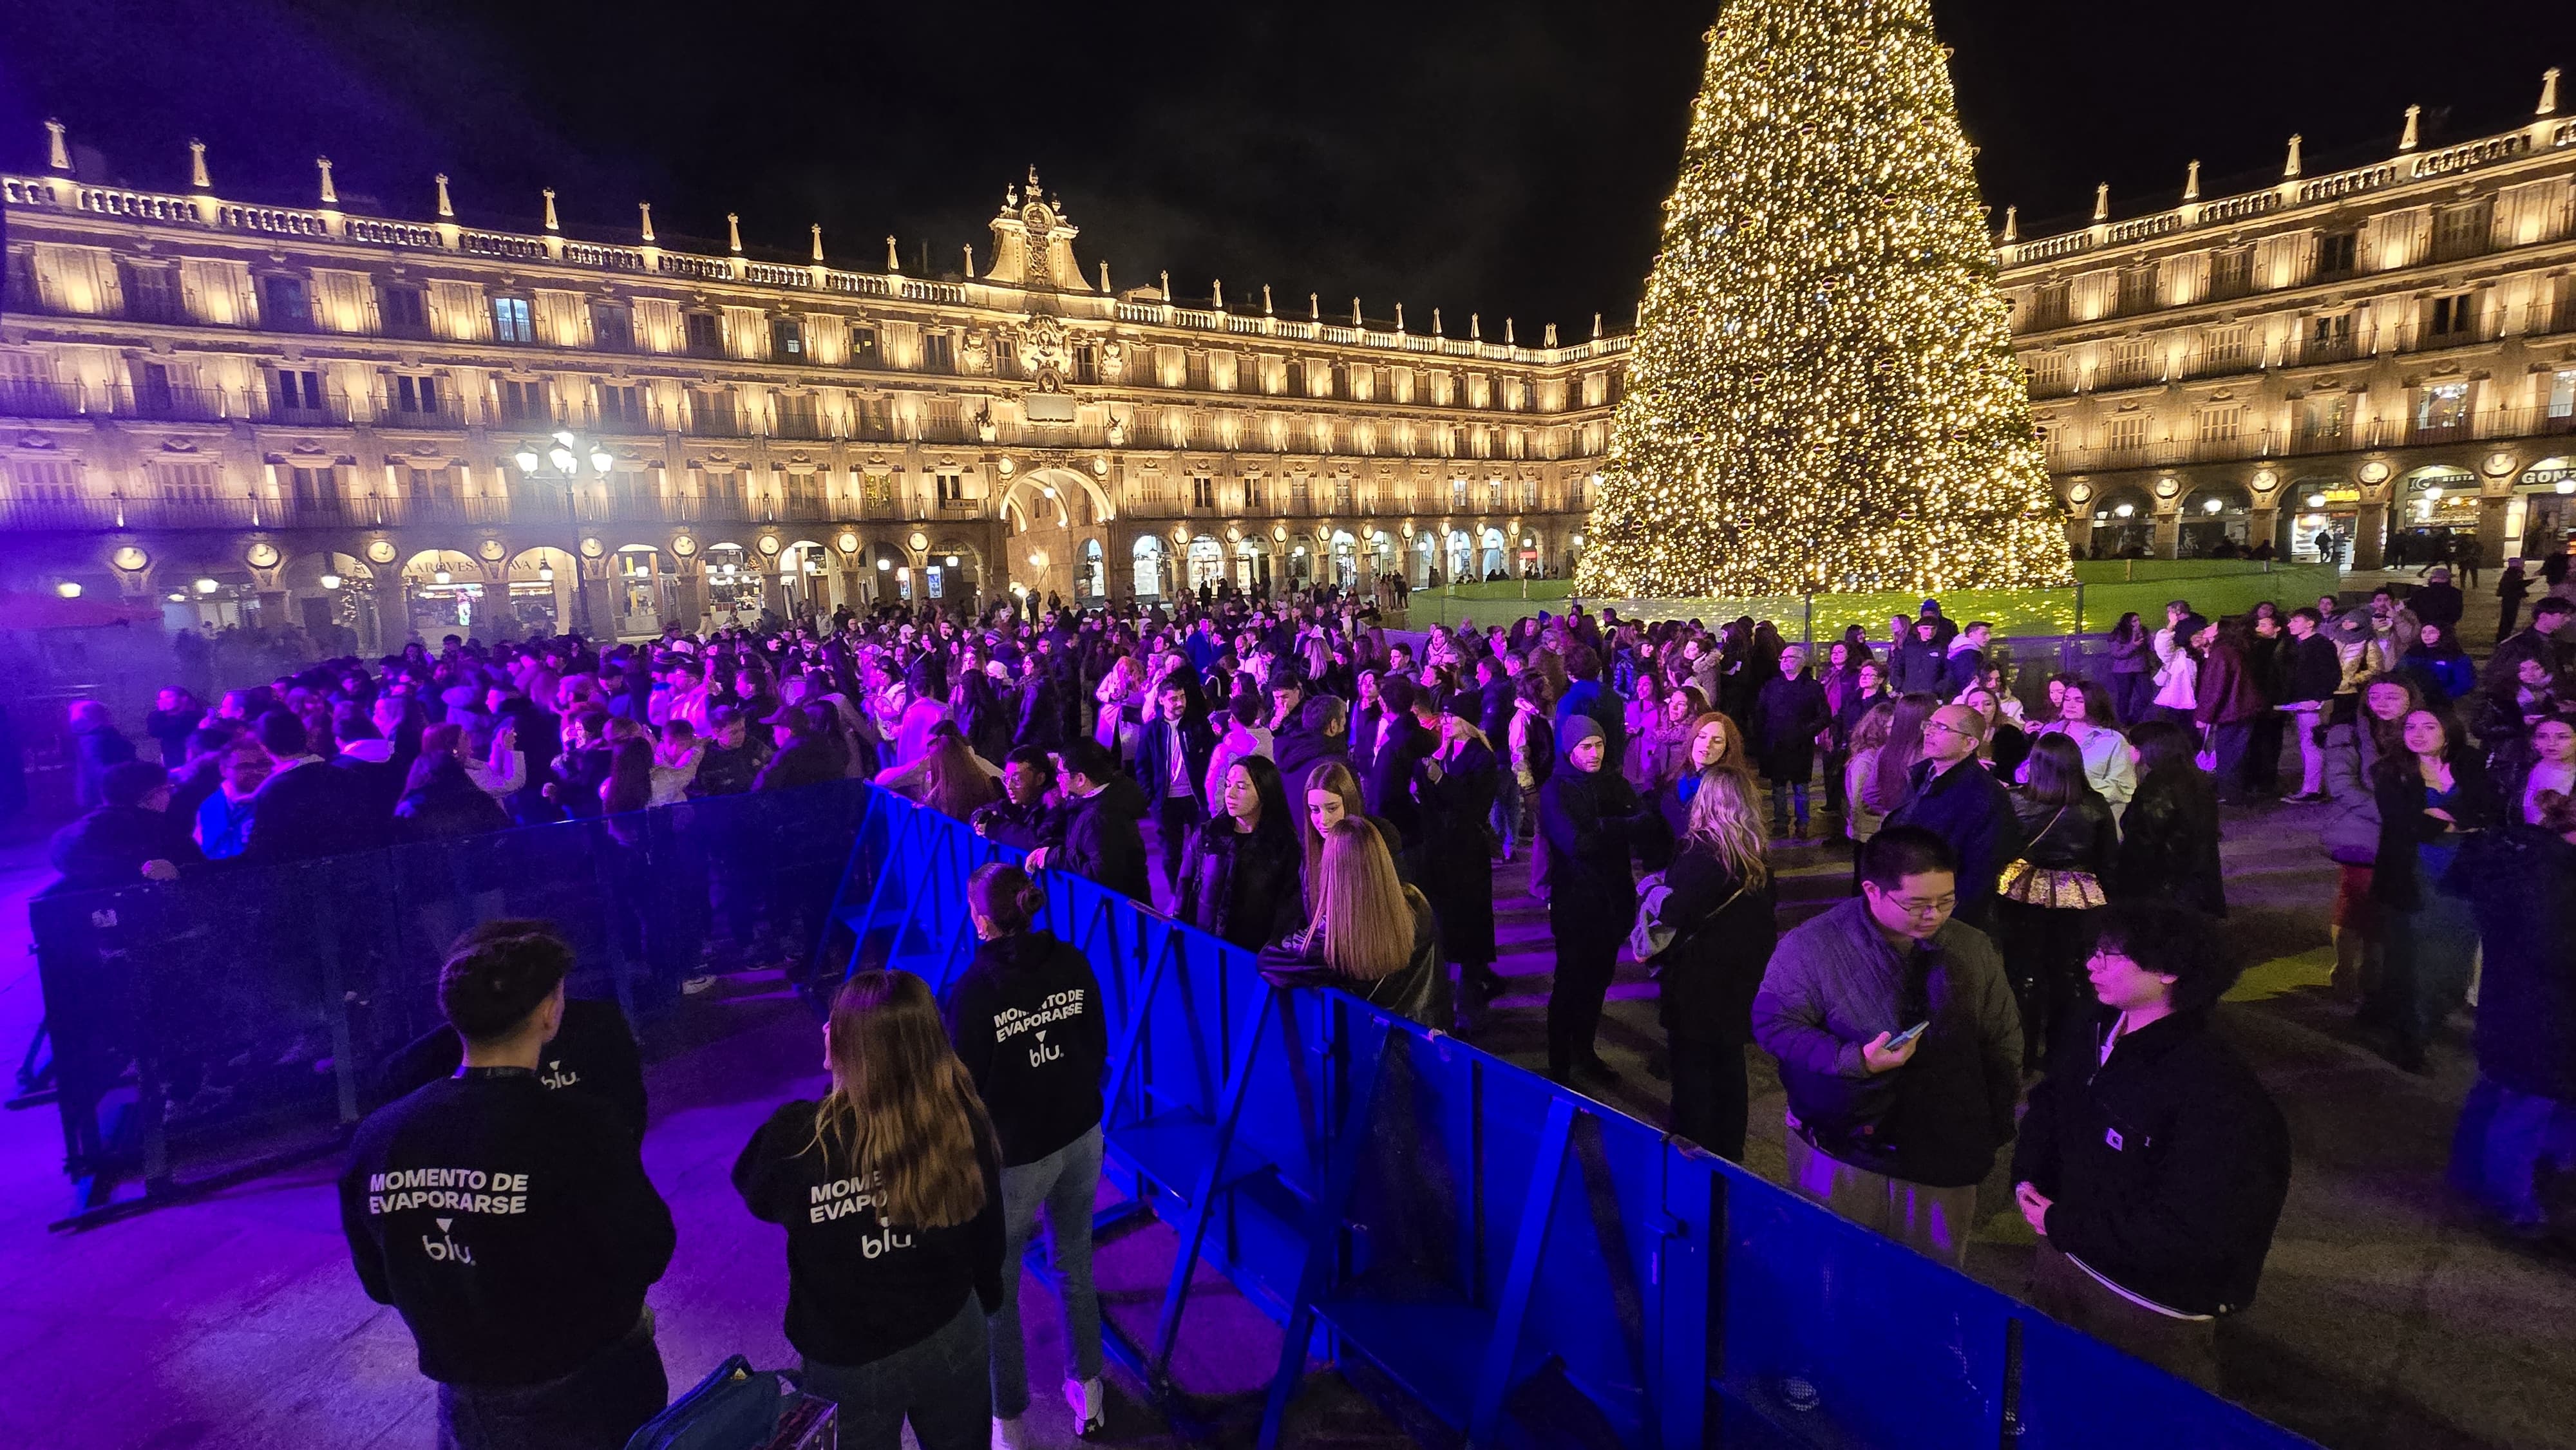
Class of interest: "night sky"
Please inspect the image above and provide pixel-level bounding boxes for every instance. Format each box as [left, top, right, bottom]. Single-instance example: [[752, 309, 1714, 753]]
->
[[6, 0, 2573, 335]]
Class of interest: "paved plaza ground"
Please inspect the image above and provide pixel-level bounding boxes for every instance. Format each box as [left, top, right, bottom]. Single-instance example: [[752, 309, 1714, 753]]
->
[[0, 567, 2570, 1449]]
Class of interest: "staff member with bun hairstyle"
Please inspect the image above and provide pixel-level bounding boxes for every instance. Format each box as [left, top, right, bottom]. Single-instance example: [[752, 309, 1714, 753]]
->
[[341, 920, 676, 1450], [735, 970, 1005, 1450]]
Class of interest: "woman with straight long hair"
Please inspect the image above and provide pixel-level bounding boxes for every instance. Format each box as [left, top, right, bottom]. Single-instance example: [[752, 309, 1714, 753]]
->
[[1298, 759, 1404, 910], [734, 971, 1005, 1450], [1650, 767, 1777, 1160], [2365, 708, 2497, 1073], [1259, 818, 1448, 1027], [1179, 755, 1299, 948], [942, 865, 1110, 1444], [2319, 673, 2424, 997], [1996, 733, 2118, 1070]]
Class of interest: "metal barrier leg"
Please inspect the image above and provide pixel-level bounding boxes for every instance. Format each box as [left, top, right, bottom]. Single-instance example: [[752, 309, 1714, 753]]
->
[[1466, 1095, 1578, 1450], [1148, 987, 1277, 1382], [1257, 1016, 1396, 1450]]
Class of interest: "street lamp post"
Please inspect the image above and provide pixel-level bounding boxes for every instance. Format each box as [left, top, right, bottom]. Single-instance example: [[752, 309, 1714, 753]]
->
[[514, 429, 613, 637]]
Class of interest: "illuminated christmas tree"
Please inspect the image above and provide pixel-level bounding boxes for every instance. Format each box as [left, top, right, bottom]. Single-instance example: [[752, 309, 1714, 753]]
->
[[1576, 0, 2072, 598]]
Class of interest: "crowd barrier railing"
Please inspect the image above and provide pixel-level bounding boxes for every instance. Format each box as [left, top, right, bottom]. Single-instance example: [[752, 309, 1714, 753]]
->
[[832, 787, 2319, 1450], [28, 779, 869, 1228]]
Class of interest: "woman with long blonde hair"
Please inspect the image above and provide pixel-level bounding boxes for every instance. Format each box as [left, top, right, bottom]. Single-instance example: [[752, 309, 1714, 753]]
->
[[1650, 767, 1778, 1160], [1299, 758, 1403, 911], [1258, 818, 1448, 1026], [734, 970, 1003, 1450]]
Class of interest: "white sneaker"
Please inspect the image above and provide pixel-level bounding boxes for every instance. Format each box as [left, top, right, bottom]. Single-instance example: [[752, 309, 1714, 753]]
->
[[991, 1414, 1026, 1450], [1063, 1376, 1106, 1438]]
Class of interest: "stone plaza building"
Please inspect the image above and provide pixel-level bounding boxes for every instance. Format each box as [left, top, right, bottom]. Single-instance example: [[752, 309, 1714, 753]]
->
[[2000, 70, 2576, 570], [1, 131, 1623, 648]]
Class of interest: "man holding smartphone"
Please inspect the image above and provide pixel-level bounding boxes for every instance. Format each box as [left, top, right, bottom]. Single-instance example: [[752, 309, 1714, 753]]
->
[[1752, 827, 2024, 1267]]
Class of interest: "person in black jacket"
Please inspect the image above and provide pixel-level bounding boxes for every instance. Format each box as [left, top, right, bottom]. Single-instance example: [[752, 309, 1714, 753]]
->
[[2012, 901, 2291, 1391], [943, 866, 1111, 1442], [45, 760, 200, 893], [341, 921, 674, 1450], [1884, 704, 2027, 930], [2363, 706, 2497, 1072], [1753, 646, 1833, 840], [1651, 767, 1778, 1160], [1361, 675, 1435, 864], [2275, 608, 2343, 802], [374, 925, 649, 1139], [1273, 693, 1348, 794], [1132, 677, 1215, 899], [2110, 720, 2226, 918], [970, 746, 1068, 855], [1035, 740, 1151, 902], [753, 704, 844, 793], [1177, 754, 1299, 948], [1994, 734, 2119, 1071], [243, 710, 390, 863], [737, 970, 1003, 1450], [2447, 791, 2576, 1236], [394, 724, 514, 841], [1537, 715, 1656, 1082], [1413, 695, 1502, 1010]]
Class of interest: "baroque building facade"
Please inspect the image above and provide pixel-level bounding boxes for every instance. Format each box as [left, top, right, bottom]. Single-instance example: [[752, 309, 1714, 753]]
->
[[2000, 70, 2576, 570], [1, 132, 1623, 649]]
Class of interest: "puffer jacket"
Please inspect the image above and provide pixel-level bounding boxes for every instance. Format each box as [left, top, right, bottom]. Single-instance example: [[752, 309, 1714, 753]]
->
[[2317, 717, 2385, 865], [1177, 818, 1300, 949]]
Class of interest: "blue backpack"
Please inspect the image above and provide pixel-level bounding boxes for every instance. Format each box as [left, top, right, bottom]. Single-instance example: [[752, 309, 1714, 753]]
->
[[623, 1356, 791, 1450]]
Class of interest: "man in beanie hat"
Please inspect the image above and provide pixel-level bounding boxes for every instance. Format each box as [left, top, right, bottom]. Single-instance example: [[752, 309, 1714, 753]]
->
[[1537, 714, 1657, 1083]]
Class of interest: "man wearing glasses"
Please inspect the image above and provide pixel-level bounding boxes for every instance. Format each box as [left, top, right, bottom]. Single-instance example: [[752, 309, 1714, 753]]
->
[[1885, 703, 2024, 930], [1752, 827, 2023, 1266]]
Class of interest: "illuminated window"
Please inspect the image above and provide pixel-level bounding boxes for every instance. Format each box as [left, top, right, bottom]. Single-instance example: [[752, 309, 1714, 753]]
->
[[490, 295, 533, 344]]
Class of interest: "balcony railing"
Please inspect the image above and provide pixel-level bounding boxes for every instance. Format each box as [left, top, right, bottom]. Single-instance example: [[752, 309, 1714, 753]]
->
[[2048, 405, 2576, 474], [0, 379, 100, 419], [770, 411, 833, 442], [254, 390, 355, 428], [377, 399, 470, 430], [685, 408, 752, 438]]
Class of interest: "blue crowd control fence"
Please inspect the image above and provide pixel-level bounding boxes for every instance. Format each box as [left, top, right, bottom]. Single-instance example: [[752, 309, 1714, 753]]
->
[[836, 786, 2318, 1450], [26, 780, 869, 1227]]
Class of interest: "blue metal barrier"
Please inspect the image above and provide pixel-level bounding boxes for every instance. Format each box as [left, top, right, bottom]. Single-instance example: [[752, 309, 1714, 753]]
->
[[29, 780, 870, 1227], [838, 787, 2320, 1450]]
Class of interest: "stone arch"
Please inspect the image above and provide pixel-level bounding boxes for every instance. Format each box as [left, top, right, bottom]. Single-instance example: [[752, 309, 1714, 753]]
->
[[926, 538, 983, 605], [399, 549, 491, 641], [2087, 487, 2157, 559], [2178, 482, 2253, 558], [1003, 467, 1113, 529], [278, 549, 381, 653]]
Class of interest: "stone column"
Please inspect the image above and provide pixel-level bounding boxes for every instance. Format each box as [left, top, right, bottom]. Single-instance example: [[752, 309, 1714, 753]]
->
[[2354, 501, 2389, 569], [2477, 493, 2510, 570], [2152, 509, 2181, 560]]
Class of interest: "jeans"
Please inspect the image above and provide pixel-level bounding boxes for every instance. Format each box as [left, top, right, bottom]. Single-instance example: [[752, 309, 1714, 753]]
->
[[2368, 885, 2479, 1057], [2286, 704, 2325, 796], [1667, 1035, 1748, 1161], [1491, 773, 1524, 858], [2448, 1075, 2576, 1227], [2208, 720, 2253, 801], [803, 1294, 990, 1450], [2111, 672, 2154, 727], [1767, 775, 1810, 829], [436, 1312, 666, 1450], [989, 1125, 1106, 1418]]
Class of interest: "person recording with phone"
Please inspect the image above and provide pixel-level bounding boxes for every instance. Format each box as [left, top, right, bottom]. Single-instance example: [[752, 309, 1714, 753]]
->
[[1751, 826, 2023, 1267]]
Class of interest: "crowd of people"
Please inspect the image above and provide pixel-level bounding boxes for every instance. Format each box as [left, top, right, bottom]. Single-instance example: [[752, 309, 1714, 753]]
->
[[34, 556, 2576, 1442]]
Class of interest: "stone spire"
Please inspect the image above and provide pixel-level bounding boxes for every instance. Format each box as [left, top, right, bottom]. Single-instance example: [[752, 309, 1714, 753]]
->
[[542, 188, 560, 231], [2000, 205, 2018, 242], [810, 224, 823, 262], [2091, 184, 2108, 221], [2283, 135, 2304, 179], [1396, 302, 1406, 332], [2541, 68, 2561, 117], [887, 236, 902, 272], [1544, 322, 1557, 346], [44, 118, 68, 172], [1309, 292, 1320, 321], [1100, 260, 1111, 292], [316, 156, 337, 205], [639, 201, 655, 242], [1504, 317, 1515, 344], [1592, 311, 1603, 340], [2183, 160, 2200, 202], [963, 243, 974, 276], [2399, 104, 2421, 151], [1213, 279, 1225, 309], [188, 138, 210, 191], [726, 212, 742, 253], [1470, 312, 1481, 340], [1262, 283, 1273, 315], [435, 173, 454, 218], [1432, 307, 1443, 336], [1352, 297, 1363, 326]]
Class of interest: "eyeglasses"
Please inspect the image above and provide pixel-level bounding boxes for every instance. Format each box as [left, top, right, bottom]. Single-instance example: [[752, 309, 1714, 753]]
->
[[1889, 895, 1956, 918], [1921, 720, 1975, 737]]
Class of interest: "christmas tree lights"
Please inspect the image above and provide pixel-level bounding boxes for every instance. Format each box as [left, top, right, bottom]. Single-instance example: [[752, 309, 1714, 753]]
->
[[1576, 0, 2074, 598]]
